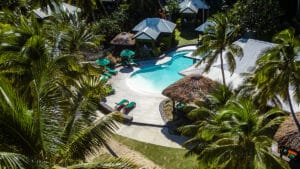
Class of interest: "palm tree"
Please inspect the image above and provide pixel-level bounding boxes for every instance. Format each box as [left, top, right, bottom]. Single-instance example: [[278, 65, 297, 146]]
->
[[193, 13, 243, 86], [32, 0, 61, 11], [179, 84, 233, 156], [0, 74, 136, 168], [67, 0, 107, 21], [181, 99, 288, 169], [0, 15, 51, 103], [128, 0, 160, 20], [253, 28, 300, 132], [0, 13, 134, 168], [0, 15, 101, 102], [237, 72, 282, 112]]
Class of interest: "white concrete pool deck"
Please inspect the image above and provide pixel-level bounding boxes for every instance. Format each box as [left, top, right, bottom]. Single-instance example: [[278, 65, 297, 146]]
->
[[105, 46, 197, 148]]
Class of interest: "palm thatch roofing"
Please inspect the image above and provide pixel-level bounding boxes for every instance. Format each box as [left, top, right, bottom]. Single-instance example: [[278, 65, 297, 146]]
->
[[162, 74, 217, 103], [110, 32, 135, 46], [274, 114, 300, 152]]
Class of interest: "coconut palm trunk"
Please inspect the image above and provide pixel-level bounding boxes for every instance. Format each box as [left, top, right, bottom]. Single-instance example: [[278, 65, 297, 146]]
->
[[220, 50, 226, 86], [287, 85, 300, 132], [193, 13, 243, 88]]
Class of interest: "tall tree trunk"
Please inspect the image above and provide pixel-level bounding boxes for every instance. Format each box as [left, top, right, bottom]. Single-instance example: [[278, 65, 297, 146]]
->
[[287, 86, 300, 132], [99, 0, 108, 17], [297, 0, 300, 15], [220, 50, 226, 86]]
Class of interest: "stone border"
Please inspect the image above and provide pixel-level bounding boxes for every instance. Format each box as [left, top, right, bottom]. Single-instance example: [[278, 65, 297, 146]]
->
[[159, 98, 172, 123]]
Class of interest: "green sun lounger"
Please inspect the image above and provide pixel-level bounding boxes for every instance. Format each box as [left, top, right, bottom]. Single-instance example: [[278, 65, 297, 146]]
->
[[115, 99, 129, 110], [123, 60, 131, 66], [123, 59, 138, 67], [100, 75, 109, 81], [129, 59, 138, 66], [102, 72, 112, 77], [108, 88, 115, 95], [124, 102, 136, 111], [116, 99, 129, 105], [106, 67, 118, 74]]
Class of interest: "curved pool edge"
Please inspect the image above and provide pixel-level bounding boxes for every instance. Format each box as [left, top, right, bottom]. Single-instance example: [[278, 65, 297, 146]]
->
[[126, 77, 165, 96], [127, 47, 197, 94]]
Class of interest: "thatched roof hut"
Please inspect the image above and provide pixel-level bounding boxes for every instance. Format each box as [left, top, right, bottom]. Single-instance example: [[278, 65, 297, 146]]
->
[[110, 32, 135, 46], [162, 74, 217, 103], [274, 114, 300, 152]]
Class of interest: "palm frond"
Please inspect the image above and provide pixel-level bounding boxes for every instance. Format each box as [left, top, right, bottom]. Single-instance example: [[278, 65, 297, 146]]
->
[[0, 152, 28, 169], [63, 112, 120, 160], [0, 77, 38, 155], [66, 157, 138, 169]]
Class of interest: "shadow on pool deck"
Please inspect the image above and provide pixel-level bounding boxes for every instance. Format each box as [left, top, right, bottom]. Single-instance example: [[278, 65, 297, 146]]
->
[[119, 67, 135, 73], [161, 127, 188, 146]]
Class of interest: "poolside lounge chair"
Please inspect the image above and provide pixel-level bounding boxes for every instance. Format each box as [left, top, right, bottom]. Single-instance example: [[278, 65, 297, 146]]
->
[[100, 75, 109, 81], [124, 59, 138, 67], [115, 99, 129, 110], [108, 88, 115, 95], [129, 59, 138, 66], [106, 67, 118, 74], [123, 101, 136, 113], [102, 72, 112, 78]]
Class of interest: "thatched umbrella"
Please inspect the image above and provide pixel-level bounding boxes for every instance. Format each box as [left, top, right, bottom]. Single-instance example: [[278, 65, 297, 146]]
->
[[162, 74, 217, 104], [274, 113, 300, 152], [110, 32, 135, 46]]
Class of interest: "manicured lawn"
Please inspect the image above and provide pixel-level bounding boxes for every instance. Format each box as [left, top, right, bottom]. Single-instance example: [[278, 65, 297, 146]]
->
[[113, 134, 197, 169], [175, 29, 198, 46]]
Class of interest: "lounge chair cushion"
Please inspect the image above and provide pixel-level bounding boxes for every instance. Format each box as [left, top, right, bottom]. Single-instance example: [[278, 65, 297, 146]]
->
[[116, 99, 129, 106], [125, 102, 136, 109], [106, 67, 118, 74]]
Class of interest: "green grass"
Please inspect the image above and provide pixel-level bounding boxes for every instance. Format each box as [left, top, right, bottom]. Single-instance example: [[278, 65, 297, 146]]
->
[[113, 134, 197, 169], [175, 29, 198, 46]]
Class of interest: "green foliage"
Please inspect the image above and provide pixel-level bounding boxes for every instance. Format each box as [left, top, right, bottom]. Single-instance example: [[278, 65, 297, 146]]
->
[[67, 0, 106, 21], [194, 13, 243, 86], [246, 28, 300, 131], [127, 0, 160, 22], [229, 0, 283, 40], [181, 98, 289, 169], [0, 0, 31, 11], [150, 47, 160, 57], [165, 0, 180, 21], [0, 152, 28, 169], [174, 29, 198, 45], [92, 6, 128, 42], [0, 10, 137, 169]]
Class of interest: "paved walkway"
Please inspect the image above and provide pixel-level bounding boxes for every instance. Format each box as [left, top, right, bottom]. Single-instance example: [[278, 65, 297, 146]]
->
[[105, 46, 197, 148], [105, 64, 185, 148]]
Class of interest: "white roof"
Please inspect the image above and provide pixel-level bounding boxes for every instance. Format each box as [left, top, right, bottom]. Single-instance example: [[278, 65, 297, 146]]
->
[[185, 39, 300, 113], [179, 0, 209, 14], [133, 18, 176, 40], [195, 20, 214, 32], [33, 2, 81, 19]]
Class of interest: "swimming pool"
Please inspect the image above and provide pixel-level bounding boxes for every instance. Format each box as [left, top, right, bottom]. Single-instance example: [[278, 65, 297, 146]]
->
[[127, 50, 194, 93]]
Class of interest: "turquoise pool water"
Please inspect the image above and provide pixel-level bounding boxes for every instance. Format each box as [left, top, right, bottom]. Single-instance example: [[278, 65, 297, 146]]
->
[[127, 50, 194, 93]]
